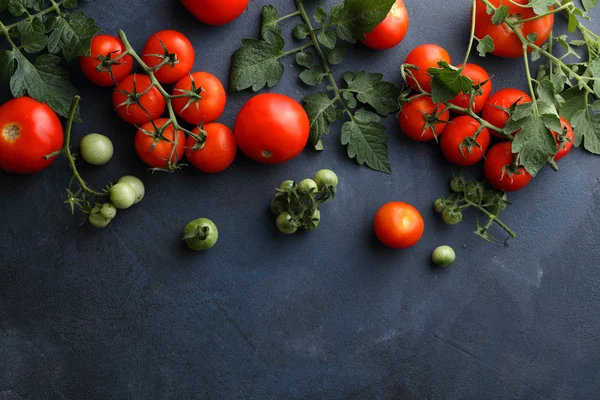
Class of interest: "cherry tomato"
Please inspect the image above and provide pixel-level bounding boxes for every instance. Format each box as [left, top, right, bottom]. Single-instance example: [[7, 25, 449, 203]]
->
[[234, 93, 309, 165], [142, 30, 194, 84], [399, 96, 450, 141], [482, 88, 532, 138], [0, 96, 63, 174], [181, 0, 249, 25], [172, 72, 226, 125], [374, 202, 425, 249], [362, 0, 409, 50], [404, 44, 452, 92], [449, 63, 492, 114], [186, 123, 237, 173], [134, 118, 185, 169], [440, 115, 490, 166], [183, 218, 219, 251], [474, 0, 554, 58], [79, 35, 133, 87], [484, 142, 532, 192], [113, 74, 166, 126], [552, 117, 574, 161]]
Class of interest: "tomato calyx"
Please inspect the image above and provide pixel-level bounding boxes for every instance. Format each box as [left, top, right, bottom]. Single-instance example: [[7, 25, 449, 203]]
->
[[458, 130, 485, 160], [2, 123, 20, 141], [144, 37, 180, 71], [173, 73, 207, 114], [182, 224, 212, 242], [186, 120, 209, 151], [138, 120, 179, 166], [114, 74, 154, 117], [95, 50, 129, 85]]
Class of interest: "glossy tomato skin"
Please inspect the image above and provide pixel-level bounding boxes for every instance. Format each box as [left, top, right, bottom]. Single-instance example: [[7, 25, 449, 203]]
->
[[134, 118, 185, 169], [113, 74, 166, 126], [440, 115, 490, 166], [553, 117, 574, 161], [482, 88, 532, 138], [374, 202, 425, 249], [0, 97, 64, 174], [181, 0, 249, 25], [399, 96, 450, 141], [474, 0, 554, 58], [173, 72, 226, 125], [79, 35, 133, 87], [404, 44, 452, 92], [362, 0, 409, 50], [484, 142, 532, 192], [449, 64, 492, 114], [186, 123, 237, 173], [142, 30, 194, 84], [234, 94, 309, 165]]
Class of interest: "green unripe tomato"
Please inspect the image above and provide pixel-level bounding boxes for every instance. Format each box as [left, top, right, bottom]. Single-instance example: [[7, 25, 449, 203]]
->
[[297, 179, 318, 194], [280, 180, 295, 190], [270, 198, 287, 215], [450, 176, 465, 193], [465, 182, 485, 203], [434, 198, 446, 213], [313, 169, 338, 189], [109, 183, 136, 209], [432, 245, 456, 267], [183, 218, 218, 251], [80, 133, 114, 166], [307, 209, 321, 231], [276, 212, 298, 235], [484, 192, 508, 215], [88, 205, 111, 228], [117, 175, 145, 204], [100, 203, 117, 220], [442, 208, 463, 225]]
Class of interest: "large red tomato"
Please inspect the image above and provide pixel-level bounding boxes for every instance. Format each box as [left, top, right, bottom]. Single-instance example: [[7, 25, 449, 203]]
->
[[449, 64, 492, 114], [404, 44, 452, 92], [142, 30, 194, 84], [181, 0, 249, 25], [362, 0, 409, 50], [186, 123, 237, 173], [172, 72, 226, 125], [482, 88, 532, 138], [112, 74, 166, 126], [134, 118, 185, 169], [399, 96, 450, 141], [374, 202, 425, 249], [440, 115, 490, 166], [484, 142, 532, 192], [79, 35, 133, 87]]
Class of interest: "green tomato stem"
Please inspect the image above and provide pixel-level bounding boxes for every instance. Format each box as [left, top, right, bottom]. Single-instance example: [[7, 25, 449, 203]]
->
[[465, 199, 516, 238], [517, 3, 571, 24], [463, 0, 478, 67], [3, 0, 63, 32], [522, 44, 539, 115], [276, 10, 302, 23]]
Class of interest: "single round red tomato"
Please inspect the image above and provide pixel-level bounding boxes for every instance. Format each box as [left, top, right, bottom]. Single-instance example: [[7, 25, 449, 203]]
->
[[404, 44, 452, 93], [186, 123, 237, 173], [449, 64, 492, 114], [440, 115, 490, 166], [399, 96, 450, 141], [142, 30, 194, 84], [374, 202, 424, 249], [484, 141, 532, 192], [172, 72, 226, 125], [553, 117, 574, 161], [79, 35, 133, 87], [134, 118, 185, 169], [362, 0, 409, 50], [482, 88, 532, 138], [474, 0, 554, 58], [0, 96, 64, 174], [234, 94, 309, 165], [181, 0, 249, 25], [113, 74, 166, 126]]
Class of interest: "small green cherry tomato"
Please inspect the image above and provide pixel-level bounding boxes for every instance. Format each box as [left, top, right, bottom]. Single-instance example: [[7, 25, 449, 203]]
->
[[117, 175, 145, 204], [276, 212, 298, 235], [297, 179, 318, 194], [270, 198, 286, 215], [442, 208, 463, 225], [280, 180, 295, 190], [313, 169, 338, 189], [308, 209, 321, 230], [183, 218, 219, 251], [88, 205, 111, 228], [109, 183, 136, 209], [484, 192, 508, 215], [450, 177, 465, 193], [100, 203, 117, 220], [432, 245, 456, 267], [80, 133, 114, 166], [434, 198, 446, 213]]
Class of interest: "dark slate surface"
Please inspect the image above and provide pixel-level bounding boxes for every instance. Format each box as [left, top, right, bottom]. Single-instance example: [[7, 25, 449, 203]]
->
[[2, 0, 600, 399]]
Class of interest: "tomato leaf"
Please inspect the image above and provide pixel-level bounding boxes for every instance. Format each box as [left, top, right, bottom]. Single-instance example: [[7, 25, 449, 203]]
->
[[0, 0, 9, 11], [46, 12, 98, 61], [295, 51, 313, 69], [317, 30, 337, 49], [292, 24, 310, 40], [0, 50, 16, 84], [587, 57, 600, 98], [526, 0, 555, 15], [299, 66, 326, 86], [491, 6, 509, 24], [326, 45, 346, 65], [558, 86, 587, 122], [571, 111, 600, 153], [333, 0, 396, 43], [582, 0, 598, 11], [341, 109, 391, 173], [343, 71, 401, 115], [261, 5, 281, 35], [429, 61, 473, 103], [7, 0, 43, 16], [476, 35, 495, 57], [314, 7, 328, 24], [303, 92, 339, 150]]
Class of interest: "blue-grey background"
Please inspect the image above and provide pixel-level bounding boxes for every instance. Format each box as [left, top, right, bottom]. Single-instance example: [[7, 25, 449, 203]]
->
[[2, 0, 600, 399]]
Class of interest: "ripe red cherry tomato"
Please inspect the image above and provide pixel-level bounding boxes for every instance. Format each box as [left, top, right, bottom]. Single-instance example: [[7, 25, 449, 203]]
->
[[0, 96, 63, 174], [553, 117, 574, 161], [440, 115, 490, 166], [181, 0, 249, 25], [484, 141, 532, 192], [399, 96, 450, 141], [404, 44, 452, 92], [142, 30, 194, 84], [186, 123, 237, 173], [172, 72, 226, 125], [482, 88, 532, 138], [113, 74, 166, 126], [374, 202, 425, 249], [362, 0, 409, 50], [449, 63, 492, 114], [134, 118, 185, 169], [79, 35, 133, 87], [234, 93, 309, 165]]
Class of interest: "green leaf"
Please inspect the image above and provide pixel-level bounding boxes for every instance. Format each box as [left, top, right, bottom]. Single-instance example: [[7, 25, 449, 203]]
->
[[7, 0, 43, 15], [587, 57, 600, 98], [314, 7, 327, 23], [536, 79, 557, 106], [343, 71, 401, 115], [508, 111, 557, 176], [63, 0, 78, 8], [582, 0, 598, 11], [292, 23, 310, 40], [317, 30, 337, 49], [326, 45, 346, 64], [295, 51, 313, 69], [0, 50, 16, 84], [558, 86, 587, 122], [303, 92, 338, 150], [299, 66, 325, 86], [526, 0, 555, 15], [261, 5, 281, 35], [47, 12, 99, 61], [230, 28, 285, 91], [0, 0, 9, 11], [492, 6, 509, 24], [334, 0, 396, 42], [476, 35, 495, 57], [341, 109, 391, 173], [568, 13, 578, 32], [571, 111, 600, 153], [20, 31, 48, 53], [429, 61, 473, 103], [527, 32, 539, 43]]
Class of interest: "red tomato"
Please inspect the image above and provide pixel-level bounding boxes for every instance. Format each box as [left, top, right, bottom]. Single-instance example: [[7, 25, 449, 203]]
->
[[482, 88, 532, 138], [186, 123, 237, 173], [474, 0, 554, 58], [404, 44, 452, 93], [362, 0, 409, 50], [113, 74, 166, 126], [374, 202, 424, 249], [440, 115, 490, 166], [449, 64, 492, 114], [134, 118, 185, 169], [79, 35, 133, 87], [399, 96, 450, 141], [142, 30, 194, 84], [0, 97, 63, 174], [553, 117, 574, 161], [172, 72, 226, 125], [484, 142, 532, 192], [234, 94, 309, 165], [181, 0, 249, 25]]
